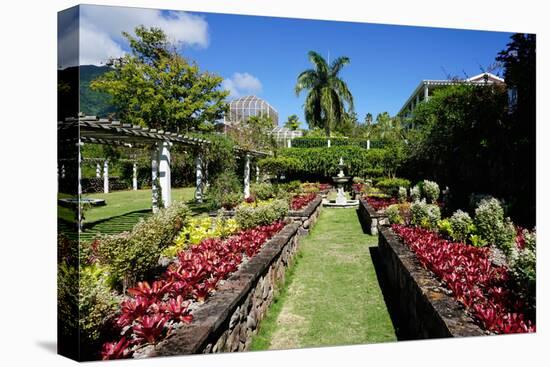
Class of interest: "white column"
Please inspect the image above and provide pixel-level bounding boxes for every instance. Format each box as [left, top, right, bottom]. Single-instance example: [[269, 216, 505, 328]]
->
[[132, 162, 138, 190], [244, 153, 251, 199], [151, 146, 159, 213], [195, 154, 203, 203], [256, 164, 260, 183], [327, 139, 331, 148], [96, 163, 101, 178], [103, 160, 109, 194], [158, 142, 171, 208], [367, 139, 371, 150], [424, 84, 429, 101], [287, 139, 292, 148]]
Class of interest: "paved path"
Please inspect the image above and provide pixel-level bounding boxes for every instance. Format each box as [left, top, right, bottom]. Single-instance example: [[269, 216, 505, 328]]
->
[[251, 208, 397, 350]]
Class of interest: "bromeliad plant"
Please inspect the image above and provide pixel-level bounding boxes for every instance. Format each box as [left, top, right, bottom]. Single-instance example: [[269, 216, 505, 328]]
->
[[392, 224, 535, 334], [101, 221, 285, 360]]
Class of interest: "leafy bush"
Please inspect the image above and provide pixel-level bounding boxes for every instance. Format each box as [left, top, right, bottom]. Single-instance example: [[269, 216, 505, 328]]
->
[[510, 229, 536, 308], [377, 177, 411, 197], [96, 201, 190, 290], [398, 186, 408, 203], [422, 180, 440, 203], [208, 171, 243, 210], [251, 182, 276, 200], [437, 219, 453, 238], [79, 265, 120, 346], [449, 210, 473, 243], [386, 204, 403, 224], [410, 184, 421, 201], [258, 156, 301, 177], [410, 200, 440, 229], [474, 197, 515, 253], [235, 199, 289, 229]]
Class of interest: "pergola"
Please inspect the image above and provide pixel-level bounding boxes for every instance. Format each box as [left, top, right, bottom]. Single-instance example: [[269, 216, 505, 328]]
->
[[58, 115, 269, 213]]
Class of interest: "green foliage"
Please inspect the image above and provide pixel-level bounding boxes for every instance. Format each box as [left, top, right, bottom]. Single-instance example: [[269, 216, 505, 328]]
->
[[437, 219, 453, 238], [410, 200, 440, 229], [295, 51, 354, 136], [251, 182, 276, 200], [58, 261, 78, 343], [290, 136, 380, 149], [91, 26, 228, 132], [377, 178, 411, 197], [208, 171, 243, 210], [474, 197, 505, 247], [449, 210, 474, 243], [163, 216, 240, 257], [279, 146, 386, 179], [422, 180, 440, 203], [258, 156, 301, 178], [386, 204, 403, 224], [227, 115, 276, 152], [410, 185, 421, 201], [235, 199, 288, 229], [96, 201, 190, 290], [79, 265, 120, 346], [284, 114, 301, 130], [510, 229, 536, 307]]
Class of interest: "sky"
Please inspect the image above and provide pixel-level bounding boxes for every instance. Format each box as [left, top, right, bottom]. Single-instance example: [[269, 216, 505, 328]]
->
[[58, 4, 514, 128]]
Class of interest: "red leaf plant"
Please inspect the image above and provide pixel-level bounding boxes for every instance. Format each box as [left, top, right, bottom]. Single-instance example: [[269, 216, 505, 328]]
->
[[101, 221, 285, 359], [364, 196, 398, 211], [291, 193, 317, 210], [392, 224, 535, 334]]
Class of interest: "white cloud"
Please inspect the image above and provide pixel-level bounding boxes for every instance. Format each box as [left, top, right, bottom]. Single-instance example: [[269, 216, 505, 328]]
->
[[59, 5, 210, 67], [222, 72, 263, 98]]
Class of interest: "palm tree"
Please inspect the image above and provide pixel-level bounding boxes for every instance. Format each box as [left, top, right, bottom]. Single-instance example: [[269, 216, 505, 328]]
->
[[295, 51, 354, 137]]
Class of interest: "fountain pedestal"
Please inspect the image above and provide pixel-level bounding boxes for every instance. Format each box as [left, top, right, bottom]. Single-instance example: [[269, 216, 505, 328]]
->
[[323, 157, 359, 208]]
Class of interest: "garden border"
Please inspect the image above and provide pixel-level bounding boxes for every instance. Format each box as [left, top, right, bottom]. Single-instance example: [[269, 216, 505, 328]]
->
[[287, 195, 322, 236], [145, 221, 301, 357], [377, 225, 485, 339], [358, 198, 388, 235]]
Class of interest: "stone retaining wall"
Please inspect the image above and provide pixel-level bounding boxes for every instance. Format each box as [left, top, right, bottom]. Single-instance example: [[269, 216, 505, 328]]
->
[[287, 195, 322, 236], [146, 222, 301, 357], [358, 198, 388, 235], [378, 225, 485, 339]]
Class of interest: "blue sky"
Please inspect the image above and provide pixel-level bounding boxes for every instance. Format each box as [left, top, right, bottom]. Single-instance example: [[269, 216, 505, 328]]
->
[[60, 5, 514, 128]]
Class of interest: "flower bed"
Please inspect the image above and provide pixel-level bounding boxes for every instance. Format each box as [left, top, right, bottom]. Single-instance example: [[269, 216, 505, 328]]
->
[[364, 196, 398, 211], [358, 198, 390, 235], [287, 194, 322, 236], [101, 221, 286, 360], [392, 224, 535, 334], [290, 192, 317, 211]]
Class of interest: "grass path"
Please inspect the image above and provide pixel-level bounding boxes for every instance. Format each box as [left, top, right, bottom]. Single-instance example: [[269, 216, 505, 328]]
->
[[250, 208, 397, 350]]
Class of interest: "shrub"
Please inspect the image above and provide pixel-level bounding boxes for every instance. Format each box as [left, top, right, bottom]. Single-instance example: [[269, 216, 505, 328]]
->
[[510, 229, 536, 308], [251, 182, 275, 200], [449, 210, 474, 243], [386, 204, 403, 224], [397, 186, 408, 203], [422, 180, 440, 203], [410, 200, 440, 229], [96, 201, 190, 290], [410, 184, 421, 201], [258, 156, 301, 178], [79, 265, 121, 346], [235, 199, 288, 229], [474, 197, 512, 251], [208, 171, 243, 210], [437, 219, 453, 238], [377, 177, 411, 197]]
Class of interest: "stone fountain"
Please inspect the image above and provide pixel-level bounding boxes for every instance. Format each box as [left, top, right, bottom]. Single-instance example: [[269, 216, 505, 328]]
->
[[323, 157, 359, 207]]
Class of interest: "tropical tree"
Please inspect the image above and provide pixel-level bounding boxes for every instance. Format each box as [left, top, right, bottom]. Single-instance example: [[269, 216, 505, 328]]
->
[[295, 51, 354, 137], [91, 26, 229, 132], [284, 114, 301, 130]]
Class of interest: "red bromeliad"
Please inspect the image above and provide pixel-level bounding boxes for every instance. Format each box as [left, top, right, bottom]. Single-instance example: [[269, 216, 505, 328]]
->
[[291, 193, 317, 210], [101, 221, 285, 359], [392, 224, 535, 334]]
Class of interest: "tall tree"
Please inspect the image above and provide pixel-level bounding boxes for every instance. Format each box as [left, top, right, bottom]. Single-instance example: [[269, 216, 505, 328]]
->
[[284, 114, 301, 130], [91, 26, 229, 132], [295, 51, 354, 137]]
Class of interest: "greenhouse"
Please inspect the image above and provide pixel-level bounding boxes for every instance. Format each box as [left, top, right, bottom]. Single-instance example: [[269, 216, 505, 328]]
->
[[225, 95, 279, 126]]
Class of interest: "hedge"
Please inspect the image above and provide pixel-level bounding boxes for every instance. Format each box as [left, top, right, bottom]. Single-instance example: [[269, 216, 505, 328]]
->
[[278, 146, 386, 179], [291, 137, 384, 149]]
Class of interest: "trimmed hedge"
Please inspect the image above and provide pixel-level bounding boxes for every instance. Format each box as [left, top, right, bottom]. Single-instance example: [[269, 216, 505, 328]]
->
[[291, 137, 384, 149], [278, 146, 386, 179]]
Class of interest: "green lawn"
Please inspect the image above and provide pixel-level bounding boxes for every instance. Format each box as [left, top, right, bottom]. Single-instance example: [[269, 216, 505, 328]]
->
[[250, 208, 397, 350]]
